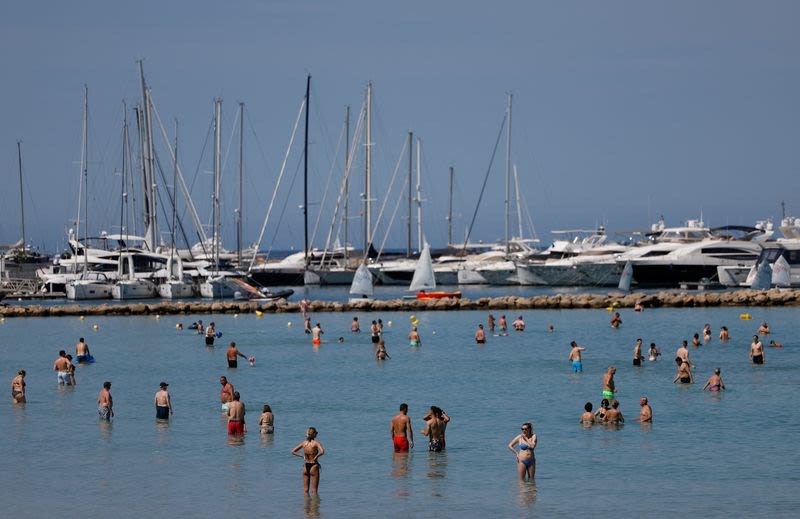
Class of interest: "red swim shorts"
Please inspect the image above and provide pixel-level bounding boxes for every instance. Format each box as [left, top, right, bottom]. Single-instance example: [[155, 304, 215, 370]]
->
[[228, 421, 244, 435], [312, 338, 321, 346], [393, 435, 409, 452]]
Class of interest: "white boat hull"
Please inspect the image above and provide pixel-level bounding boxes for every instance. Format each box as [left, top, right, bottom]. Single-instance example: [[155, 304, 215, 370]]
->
[[200, 277, 240, 298], [158, 280, 195, 299], [457, 268, 487, 284], [304, 268, 355, 285], [112, 279, 157, 300], [66, 281, 113, 300]]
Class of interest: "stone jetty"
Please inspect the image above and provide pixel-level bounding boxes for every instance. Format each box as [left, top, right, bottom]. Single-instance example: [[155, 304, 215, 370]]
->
[[1, 289, 799, 318]]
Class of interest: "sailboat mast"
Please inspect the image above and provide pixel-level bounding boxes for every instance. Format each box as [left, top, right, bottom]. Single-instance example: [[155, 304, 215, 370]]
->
[[344, 105, 350, 264], [237, 102, 244, 266], [120, 103, 128, 240], [504, 93, 512, 255], [304, 75, 311, 267], [82, 84, 89, 272], [513, 164, 523, 239], [213, 98, 222, 270], [16, 141, 26, 251], [448, 166, 454, 246], [407, 131, 413, 257], [364, 81, 372, 252], [416, 137, 423, 253], [171, 119, 179, 269]]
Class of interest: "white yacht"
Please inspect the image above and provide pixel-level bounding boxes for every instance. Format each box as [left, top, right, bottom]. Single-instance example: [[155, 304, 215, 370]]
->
[[719, 217, 800, 287], [157, 254, 195, 299], [111, 252, 162, 300], [66, 272, 114, 300]]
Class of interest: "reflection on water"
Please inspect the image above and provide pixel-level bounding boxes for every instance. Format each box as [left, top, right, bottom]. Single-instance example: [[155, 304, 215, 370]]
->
[[639, 422, 653, 433], [426, 451, 448, 498], [260, 432, 275, 449], [98, 419, 113, 441], [154, 417, 170, 439], [227, 434, 246, 447], [391, 452, 412, 498], [303, 495, 321, 519], [517, 480, 538, 509]]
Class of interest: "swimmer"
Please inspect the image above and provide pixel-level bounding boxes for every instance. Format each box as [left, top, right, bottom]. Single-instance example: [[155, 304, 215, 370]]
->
[[568, 341, 586, 373], [768, 339, 781, 348], [634, 301, 644, 312], [579, 402, 594, 425], [377, 319, 384, 335], [703, 323, 712, 342], [758, 322, 770, 335], [176, 323, 183, 330], [205, 322, 216, 346], [226, 341, 248, 368], [648, 342, 661, 362], [604, 399, 624, 424], [408, 327, 421, 347], [750, 335, 765, 365], [610, 312, 622, 329], [692, 333, 701, 348], [75, 337, 91, 363], [11, 370, 26, 403], [337, 337, 344, 344], [487, 314, 496, 332], [391, 403, 414, 452], [219, 376, 234, 410], [475, 324, 486, 344], [602, 367, 616, 400], [227, 392, 246, 435], [548, 324, 555, 333], [635, 397, 652, 422], [97, 381, 113, 420], [498, 315, 508, 334], [66, 355, 76, 385], [312, 323, 323, 346], [351, 316, 360, 333], [291, 427, 325, 495], [299, 297, 310, 320], [594, 398, 610, 422], [259, 404, 274, 434], [719, 326, 730, 341], [53, 350, 71, 385], [196, 319, 204, 335], [508, 422, 537, 480], [154, 382, 173, 419], [702, 368, 726, 392], [304, 317, 312, 334], [675, 340, 696, 368], [512, 316, 525, 331], [421, 406, 447, 452], [376, 340, 390, 360], [370, 320, 380, 344], [673, 359, 694, 384], [633, 338, 644, 366]]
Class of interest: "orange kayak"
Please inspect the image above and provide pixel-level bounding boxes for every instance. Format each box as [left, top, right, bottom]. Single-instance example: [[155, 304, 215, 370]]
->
[[416, 291, 462, 300]]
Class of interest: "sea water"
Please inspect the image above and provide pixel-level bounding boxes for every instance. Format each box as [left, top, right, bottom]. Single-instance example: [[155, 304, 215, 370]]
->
[[0, 305, 798, 517]]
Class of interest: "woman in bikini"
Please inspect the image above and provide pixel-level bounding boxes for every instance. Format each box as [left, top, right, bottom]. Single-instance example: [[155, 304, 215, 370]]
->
[[508, 422, 537, 480], [258, 404, 274, 434], [291, 427, 325, 495], [673, 359, 694, 384], [702, 368, 726, 392]]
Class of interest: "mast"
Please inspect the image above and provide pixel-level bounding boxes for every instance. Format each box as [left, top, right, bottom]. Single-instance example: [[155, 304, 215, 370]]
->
[[138, 60, 158, 251], [237, 102, 244, 266], [82, 85, 89, 272], [171, 119, 179, 273], [504, 93, 512, 255], [513, 164, 523, 239], [213, 98, 222, 271], [407, 131, 413, 257], [448, 166, 454, 247], [304, 75, 311, 266], [343, 105, 350, 264], [16, 141, 26, 252], [364, 81, 372, 252], [120, 103, 128, 241], [416, 137, 423, 252]]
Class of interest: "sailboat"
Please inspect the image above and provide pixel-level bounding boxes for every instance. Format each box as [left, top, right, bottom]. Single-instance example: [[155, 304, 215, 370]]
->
[[412, 242, 461, 300], [348, 262, 374, 302]]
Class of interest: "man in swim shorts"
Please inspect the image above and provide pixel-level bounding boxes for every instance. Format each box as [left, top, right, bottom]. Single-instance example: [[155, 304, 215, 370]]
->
[[155, 382, 173, 419], [569, 341, 586, 373], [512, 316, 525, 331], [408, 327, 421, 347], [370, 320, 380, 344], [750, 335, 765, 364], [205, 322, 216, 346], [227, 391, 246, 435], [475, 324, 486, 344], [226, 341, 248, 368], [602, 366, 616, 399], [675, 340, 696, 368], [633, 338, 644, 366], [53, 350, 71, 385], [312, 323, 323, 345], [97, 381, 113, 420], [421, 407, 445, 452], [220, 376, 234, 410], [351, 317, 360, 333], [75, 337, 91, 363], [391, 403, 414, 452], [636, 397, 652, 422]]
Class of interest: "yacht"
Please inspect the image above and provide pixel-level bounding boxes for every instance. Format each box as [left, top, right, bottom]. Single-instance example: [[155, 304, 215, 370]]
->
[[111, 251, 162, 300], [157, 254, 195, 299], [719, 217, 800, 287]]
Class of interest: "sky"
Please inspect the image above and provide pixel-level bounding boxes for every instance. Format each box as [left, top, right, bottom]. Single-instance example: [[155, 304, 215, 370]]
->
[[1, 0, 798, 254]]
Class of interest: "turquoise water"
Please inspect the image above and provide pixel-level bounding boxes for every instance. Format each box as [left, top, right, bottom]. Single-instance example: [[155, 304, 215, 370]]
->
[[1, 306, 798, 517]]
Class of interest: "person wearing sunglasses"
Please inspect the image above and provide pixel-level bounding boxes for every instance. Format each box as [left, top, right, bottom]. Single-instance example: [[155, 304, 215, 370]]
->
[[508, 422, 537, 480]]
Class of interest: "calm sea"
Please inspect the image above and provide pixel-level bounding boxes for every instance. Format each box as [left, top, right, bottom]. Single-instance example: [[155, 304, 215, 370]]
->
[[1, 305, 798, 517]]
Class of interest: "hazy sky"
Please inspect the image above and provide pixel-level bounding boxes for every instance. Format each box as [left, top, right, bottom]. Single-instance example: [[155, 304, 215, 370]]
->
[[1, 0, 798, 254]]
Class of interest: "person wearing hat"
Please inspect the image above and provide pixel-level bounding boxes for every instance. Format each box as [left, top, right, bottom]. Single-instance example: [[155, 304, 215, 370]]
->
[[155, 382, 173, 420]]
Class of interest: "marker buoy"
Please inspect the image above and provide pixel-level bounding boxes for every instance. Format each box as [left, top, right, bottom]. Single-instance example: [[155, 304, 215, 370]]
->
[[739, 313, 752, 320], [287, 321, 293, 327], [80, 316, 86, 320], [387, 320, 393, 327], [255, 310, 264, 318], [92, 324, 99, 331]]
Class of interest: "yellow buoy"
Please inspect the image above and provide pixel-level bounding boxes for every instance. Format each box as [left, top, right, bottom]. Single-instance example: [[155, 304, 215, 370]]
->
[[606, 307, 614, 312], [739, 313, 752, 320], [255, 310, 264, 318]]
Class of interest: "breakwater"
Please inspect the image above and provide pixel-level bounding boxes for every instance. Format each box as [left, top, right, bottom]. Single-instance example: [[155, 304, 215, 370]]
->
[[2, 289, 800, 318]]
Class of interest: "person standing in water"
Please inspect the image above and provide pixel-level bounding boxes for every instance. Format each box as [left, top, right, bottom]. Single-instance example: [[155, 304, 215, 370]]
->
[[568, 341, 586, 373], [205, 322, 217, 346], [750, 335, 765, 364], [66, 355, 76, 385], [719, 326, 730, 341], [508, 422, 537, 480], [227, 392, 246, 435], [408, 327, 421, 347], [594, 398, 610, 422], [291, 427, 325, 495], [53, 350, 71, 385], [702, 368, 726, 391], [648, 343, 661, 362], [219, 376, 234, 411], [97, 381, 113, 420], [498, 315, 508, 335], [421, 407, 446, 452], [610, 312, 622, 329], [703, 324, 712, 342], [259, 404, 274, 434], [635, 397, 652, 422], [75, 337, 91, 363], [299, 297, 310, 320], [304, 317, 312, 334], [196, 319, 204, 335], [226, 341, 248, 368], [370, 320, 381, 345], [375, 340, 390, 360], [604, 400, 624, 424], [579, 403, 594, 425], [311, 323, 323, 346], [675, 341, 696, 368], [673, 359, 694, 384], [487, 314, 496, 332], [155, 382, 173, 419], [602, 367, 617, 400], [512, 316, 525, 331], [11, 370, 26, 403], [351, 317, 360, 333], [633, 338, 645, 366], [758, 322, 770, 335], [475, 324, 486, 344], [391, 403, 414, 452]]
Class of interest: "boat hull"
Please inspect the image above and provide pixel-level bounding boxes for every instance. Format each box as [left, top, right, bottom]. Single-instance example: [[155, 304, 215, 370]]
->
[[416, 291, 462, 300], [158, 281, 196, 299], [112, 279, 157, 300], [66, 281, 113, 300]]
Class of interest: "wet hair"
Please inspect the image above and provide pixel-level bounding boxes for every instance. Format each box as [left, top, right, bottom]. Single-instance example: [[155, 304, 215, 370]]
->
[[59, 350, 66, 356], [584, 402, 593, 412], [675, 357, 683, 366], [399, 403, 408, 412], [103, 381, 111, 389], [570, 341, 577, 347], [637, 338, 642, 343], [229, 341, 236, 347], [611, 400, 620, 409], [66, 354, 73, 360], [601, 398, 609, 407], [714, 368, 721, 375], [650, 342, 656, 348], [693, 333, 699, 339], [18, 370, 25, 376], [372, 320, 377, 325], [263, 404, 272, 413], [210, 322, 215, 326], [478, 324, 483, 328], [682, 340, 688, 347], [353, 317, 358, 321], [232, 391, 240, 401], [521, 422, 532, 431], [79, 337, 85, 342], [721, 326, 728, 331]]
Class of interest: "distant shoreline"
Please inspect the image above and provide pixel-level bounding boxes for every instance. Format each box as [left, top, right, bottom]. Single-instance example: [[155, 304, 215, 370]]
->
[[1, 289, 798, 318]]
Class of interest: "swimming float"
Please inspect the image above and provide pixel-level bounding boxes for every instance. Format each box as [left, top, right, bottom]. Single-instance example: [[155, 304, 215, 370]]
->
[[255, 310, 264, 318], [216, 331, 223, 338], [739, 313, 752, 320]]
